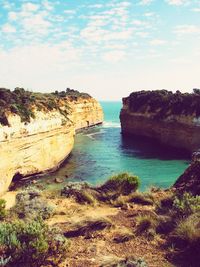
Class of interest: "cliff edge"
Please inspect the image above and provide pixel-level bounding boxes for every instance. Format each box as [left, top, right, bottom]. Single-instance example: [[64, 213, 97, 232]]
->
[[0, 88, 103, 195], [174, 151, 200, 195], [120, 89, 200, 153]]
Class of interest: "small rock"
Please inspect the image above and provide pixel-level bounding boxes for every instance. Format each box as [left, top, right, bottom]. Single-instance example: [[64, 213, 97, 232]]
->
[[89, 246, 97, 253], [32, 180, 37, 184], [121, 203, 130, 211], [58, 211, 67, 215], [55, 177, 64, 183]]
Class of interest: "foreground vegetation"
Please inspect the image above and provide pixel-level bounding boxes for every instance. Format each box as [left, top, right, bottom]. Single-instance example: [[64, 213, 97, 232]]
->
[[0, 87, 91, 126], [0, 173, 199, 266]]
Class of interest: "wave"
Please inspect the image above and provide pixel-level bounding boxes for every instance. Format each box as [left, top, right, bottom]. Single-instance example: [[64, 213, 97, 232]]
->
[[102, 121, 120, 128], [85, 133, 97, 140]]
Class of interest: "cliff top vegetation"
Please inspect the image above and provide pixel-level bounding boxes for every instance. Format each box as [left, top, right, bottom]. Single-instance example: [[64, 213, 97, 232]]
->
[[126, 89, 200, 119], [0, 87, 91, 126]]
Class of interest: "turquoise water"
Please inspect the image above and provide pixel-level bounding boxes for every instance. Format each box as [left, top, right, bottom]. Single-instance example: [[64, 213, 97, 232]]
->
[[38, 101, 190, 191]]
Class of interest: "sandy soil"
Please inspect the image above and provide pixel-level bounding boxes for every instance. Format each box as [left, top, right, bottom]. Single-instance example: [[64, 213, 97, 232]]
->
[[1, 190, 17, 209]]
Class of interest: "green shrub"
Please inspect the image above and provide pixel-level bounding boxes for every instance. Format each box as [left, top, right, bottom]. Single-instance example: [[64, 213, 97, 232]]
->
[[100, 173, 140, 197], [0, 199, 6, 220], [0, 219, 69, 266], [13, 189, 55, 220], [173, 192, 200, 218]]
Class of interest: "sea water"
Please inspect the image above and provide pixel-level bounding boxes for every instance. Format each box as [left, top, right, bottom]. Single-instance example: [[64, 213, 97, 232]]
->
[[39, 101, 189, 191]]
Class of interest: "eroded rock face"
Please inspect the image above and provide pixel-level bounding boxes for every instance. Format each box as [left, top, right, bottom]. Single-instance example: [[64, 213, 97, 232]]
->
[[0, 97, 103, 195], [174, 153, 200, 195], [120, 90, 200, 153], [68, 97, 103, 130]]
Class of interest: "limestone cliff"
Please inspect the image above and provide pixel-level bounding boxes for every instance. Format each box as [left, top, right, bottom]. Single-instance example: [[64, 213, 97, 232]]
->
[[0, 88, 103, 195], [68, 97, 103, 130], [120, 90, 200, 153]]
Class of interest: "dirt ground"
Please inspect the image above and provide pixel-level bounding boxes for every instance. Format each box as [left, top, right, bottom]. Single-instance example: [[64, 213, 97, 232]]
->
[[45, 194, 173, 267]]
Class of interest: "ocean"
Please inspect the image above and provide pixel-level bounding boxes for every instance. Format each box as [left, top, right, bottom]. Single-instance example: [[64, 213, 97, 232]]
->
[[38, 101, 190, 191]]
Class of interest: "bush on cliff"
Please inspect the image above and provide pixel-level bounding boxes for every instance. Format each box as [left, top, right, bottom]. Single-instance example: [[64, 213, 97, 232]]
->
[[61, 173, 140, 204], [13, 188, 55, 220], [0, 219, 69, 267], [61, 182, 97, 204], [99, 173, 140, 198], [172, 192, 200, 218]]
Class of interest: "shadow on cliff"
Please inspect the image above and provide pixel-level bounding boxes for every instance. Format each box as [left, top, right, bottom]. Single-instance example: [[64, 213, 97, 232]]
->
[[120, 134, 190, 161]]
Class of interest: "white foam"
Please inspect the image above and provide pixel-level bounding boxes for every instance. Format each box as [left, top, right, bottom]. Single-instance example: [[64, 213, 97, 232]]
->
[[86, 133, 96, 140], [102, 121, 120, 128]]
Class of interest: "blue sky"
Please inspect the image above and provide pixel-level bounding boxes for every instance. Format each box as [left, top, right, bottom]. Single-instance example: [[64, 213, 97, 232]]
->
[[0, 0, 200, 100]]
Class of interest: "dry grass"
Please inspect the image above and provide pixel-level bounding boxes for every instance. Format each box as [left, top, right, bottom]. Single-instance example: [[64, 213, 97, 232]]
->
[[64, 217, 112, 238]]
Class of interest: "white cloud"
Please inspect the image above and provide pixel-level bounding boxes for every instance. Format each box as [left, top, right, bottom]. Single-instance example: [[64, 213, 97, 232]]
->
[[192, 8, 200, 12], [132, 20, 146, 26], [22, 2, 39, 12], [64, 10, 76, 15], [166, 0, 190, 6], [81, 27, 132, 42], [5, 3, 53, 40], [88, 4, 103, 9], [1, 23, 16, 33], [139, 0, 154, 5], [174, 25, 200, 34], [144, 12, 155, 17], [42, 0, 54, 11], [1, 1, 13, 10], [0, 43, 81, 89], [0, 0, 199, 100], [136, 31, 149, 38], [150, 39, 167, 45], [102, 50, 126, 63], [8, 11, 17, 21], [21, 13, 51, 36]]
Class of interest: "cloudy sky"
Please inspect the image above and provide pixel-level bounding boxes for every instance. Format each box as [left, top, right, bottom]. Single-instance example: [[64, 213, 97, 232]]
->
[[0, 0, 200, 100]]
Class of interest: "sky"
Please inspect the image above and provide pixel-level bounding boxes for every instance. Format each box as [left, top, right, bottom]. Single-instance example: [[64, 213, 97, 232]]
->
[[0, 0, 200, 100]]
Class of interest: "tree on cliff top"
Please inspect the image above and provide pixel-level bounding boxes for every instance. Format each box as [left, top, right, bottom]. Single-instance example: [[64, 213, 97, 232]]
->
[[128, 89, 200, 119]]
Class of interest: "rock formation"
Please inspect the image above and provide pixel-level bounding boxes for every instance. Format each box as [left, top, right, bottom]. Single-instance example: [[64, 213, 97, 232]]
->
[[120, 90, 200, 153], [174, 151, 200, 195], [0, 88, 103, 195]]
